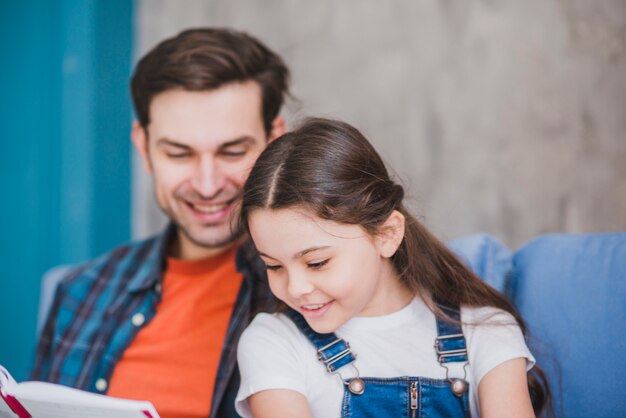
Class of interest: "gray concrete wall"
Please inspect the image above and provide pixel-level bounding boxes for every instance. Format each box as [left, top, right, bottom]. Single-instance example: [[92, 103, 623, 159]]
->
[[133, 0, 626, 249]]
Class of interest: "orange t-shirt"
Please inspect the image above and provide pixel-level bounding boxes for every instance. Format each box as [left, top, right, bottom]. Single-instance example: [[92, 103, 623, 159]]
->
[[107, 247, 243, 418]]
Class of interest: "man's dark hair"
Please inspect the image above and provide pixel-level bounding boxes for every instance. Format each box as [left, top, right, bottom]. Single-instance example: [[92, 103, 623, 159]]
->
[[131, 28, 290, 133]]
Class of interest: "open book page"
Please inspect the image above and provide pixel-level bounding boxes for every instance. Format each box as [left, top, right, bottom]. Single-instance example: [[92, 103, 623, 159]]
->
[[1, 365, 160, 418], [0, 404, 18, 418], [0, 395, 18, 418], [1, 366, 23, 418]]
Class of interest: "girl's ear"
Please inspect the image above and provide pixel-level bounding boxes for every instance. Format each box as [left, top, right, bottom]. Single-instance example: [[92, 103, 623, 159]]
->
[[377, 210, 405, 258]]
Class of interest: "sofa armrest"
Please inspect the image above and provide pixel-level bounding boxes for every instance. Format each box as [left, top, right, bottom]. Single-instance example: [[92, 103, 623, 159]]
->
[[37, 265, 73, 336]]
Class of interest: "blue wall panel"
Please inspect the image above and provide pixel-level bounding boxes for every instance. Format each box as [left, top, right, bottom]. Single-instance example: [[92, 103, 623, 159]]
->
[[0, 0, 133, 381]]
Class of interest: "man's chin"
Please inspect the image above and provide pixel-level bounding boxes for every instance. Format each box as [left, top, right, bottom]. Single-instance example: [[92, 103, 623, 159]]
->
[[179, 224, 245, 251]]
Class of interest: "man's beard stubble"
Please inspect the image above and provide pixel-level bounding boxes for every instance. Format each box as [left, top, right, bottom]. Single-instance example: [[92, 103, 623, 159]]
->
[[175, 218, 245, 250]]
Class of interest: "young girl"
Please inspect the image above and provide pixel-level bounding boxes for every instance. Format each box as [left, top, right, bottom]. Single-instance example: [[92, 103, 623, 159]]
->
[[234, 118, 548, 417]]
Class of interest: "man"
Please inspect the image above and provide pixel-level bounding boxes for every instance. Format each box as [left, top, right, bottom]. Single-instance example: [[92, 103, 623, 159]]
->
[[32, 28, 290, 418]]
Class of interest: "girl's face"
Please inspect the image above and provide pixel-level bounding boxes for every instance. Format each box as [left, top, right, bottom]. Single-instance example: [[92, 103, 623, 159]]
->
[[248, 206, 411, 333]]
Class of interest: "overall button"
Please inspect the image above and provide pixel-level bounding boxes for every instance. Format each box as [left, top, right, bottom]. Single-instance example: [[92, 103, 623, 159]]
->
[[95, 378, 108, 392], [154, 283, 162, 293], [451, 379, 467, 396], [131, 313, 145, 327], [348, 378, 365, 395]]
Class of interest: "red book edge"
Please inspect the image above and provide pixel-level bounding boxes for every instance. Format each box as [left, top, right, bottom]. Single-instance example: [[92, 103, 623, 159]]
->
[[0, 390, 32, 418], [1, 385, 154, 418]]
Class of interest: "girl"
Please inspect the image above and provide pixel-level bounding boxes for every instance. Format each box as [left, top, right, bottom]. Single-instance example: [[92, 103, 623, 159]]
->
[[235, 118, 548, 417]]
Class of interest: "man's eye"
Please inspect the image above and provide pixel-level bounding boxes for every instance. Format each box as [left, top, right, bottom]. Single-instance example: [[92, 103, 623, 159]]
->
[[307, 259, 329, 270], [221, 148, 247, 157], [166, 152, 191, 159], [265, 264, 282, 271]]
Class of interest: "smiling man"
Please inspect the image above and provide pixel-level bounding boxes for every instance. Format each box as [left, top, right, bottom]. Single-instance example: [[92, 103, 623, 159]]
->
[[32, 28, 289, 418]]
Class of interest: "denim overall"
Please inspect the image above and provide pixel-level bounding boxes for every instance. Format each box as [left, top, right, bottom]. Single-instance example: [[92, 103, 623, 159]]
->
[[286, 304, 471, 417]]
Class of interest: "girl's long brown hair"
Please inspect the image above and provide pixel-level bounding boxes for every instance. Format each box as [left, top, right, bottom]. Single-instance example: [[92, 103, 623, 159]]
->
[[240, 117, 550, 415]]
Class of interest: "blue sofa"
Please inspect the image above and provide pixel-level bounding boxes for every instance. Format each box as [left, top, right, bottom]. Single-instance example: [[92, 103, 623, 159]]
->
[[39, 231, 626, 417], [450, 232, 626, 418]]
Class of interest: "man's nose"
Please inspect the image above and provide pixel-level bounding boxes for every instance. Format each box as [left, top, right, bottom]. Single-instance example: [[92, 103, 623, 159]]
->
[[190, 157, 225, 198]]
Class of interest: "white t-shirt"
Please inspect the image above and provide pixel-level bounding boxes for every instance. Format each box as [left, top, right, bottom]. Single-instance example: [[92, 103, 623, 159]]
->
[[235, 297, 535, 418]]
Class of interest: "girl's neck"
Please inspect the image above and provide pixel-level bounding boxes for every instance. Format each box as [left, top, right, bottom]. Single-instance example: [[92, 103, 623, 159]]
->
[[358, 261, 414, 317]]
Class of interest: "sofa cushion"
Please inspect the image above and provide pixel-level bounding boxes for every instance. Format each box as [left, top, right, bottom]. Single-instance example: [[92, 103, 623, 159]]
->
[[511, 232, 626, 418], [448, 233, 513, 295]]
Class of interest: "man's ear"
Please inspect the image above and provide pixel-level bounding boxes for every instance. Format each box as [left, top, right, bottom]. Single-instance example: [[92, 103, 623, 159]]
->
[[378, 210, 406, 258], [131, 120, 152, 173], [268, 116, 286, 142]]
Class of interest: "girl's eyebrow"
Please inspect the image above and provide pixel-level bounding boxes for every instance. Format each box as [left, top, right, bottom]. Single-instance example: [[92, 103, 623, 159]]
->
[[257, 246, 331, 261], [257, 251, 277, 261], [294, 246, 331, 259]]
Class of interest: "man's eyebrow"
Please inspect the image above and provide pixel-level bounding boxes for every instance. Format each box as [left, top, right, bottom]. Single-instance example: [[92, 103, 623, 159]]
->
[[155, 136, 256, 150], [218, 136, 256, 150], [155, 138, 191, 149]]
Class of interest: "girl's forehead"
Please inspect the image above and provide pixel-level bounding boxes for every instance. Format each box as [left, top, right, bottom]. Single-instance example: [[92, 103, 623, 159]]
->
[[249, 205, 313, 222], [248, 207, 368, 241]]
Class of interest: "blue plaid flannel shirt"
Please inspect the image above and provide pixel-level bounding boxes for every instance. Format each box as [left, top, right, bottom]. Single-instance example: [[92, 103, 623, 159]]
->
[[31, 224, 274, 418]]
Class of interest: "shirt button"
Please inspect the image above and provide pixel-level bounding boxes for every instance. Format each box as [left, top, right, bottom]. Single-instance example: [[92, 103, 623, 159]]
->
[[131, 313, 145, 327], [95, 378, 108, 392]]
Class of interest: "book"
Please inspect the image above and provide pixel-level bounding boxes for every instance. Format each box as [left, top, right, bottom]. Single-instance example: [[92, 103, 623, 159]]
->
[[0, 365, 160, 418]]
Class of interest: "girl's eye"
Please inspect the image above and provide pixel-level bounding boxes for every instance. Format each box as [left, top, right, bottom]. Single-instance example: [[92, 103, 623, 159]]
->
[[265, 264, 282, 272], [307, 259, 329, 270]]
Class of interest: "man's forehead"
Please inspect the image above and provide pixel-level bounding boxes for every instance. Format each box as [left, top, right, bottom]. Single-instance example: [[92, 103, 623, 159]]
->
[[146, 85, 267, 149], [148, 83, 264, 122]]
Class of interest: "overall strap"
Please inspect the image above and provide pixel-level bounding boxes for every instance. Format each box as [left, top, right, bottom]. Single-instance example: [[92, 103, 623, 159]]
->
[[285, 309, 356, 373], [434, 303, 468, 364]]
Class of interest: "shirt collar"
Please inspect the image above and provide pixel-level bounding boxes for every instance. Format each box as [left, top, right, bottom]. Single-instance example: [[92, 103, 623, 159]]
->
[[127, 225, 265, 294], [127, 223, 176, 293]]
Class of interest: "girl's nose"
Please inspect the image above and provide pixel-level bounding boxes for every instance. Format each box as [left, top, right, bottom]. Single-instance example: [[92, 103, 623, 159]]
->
[[286, 273, 315, 299]]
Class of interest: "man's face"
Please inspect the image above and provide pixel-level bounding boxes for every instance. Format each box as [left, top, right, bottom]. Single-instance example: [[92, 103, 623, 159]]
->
[[133, 82, 284, 260]]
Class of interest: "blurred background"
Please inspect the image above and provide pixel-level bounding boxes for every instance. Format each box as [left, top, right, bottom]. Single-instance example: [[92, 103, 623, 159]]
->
[[1, 0, 625, 381]]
